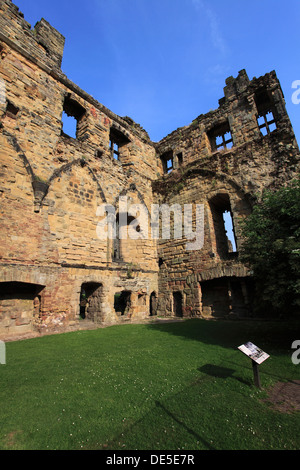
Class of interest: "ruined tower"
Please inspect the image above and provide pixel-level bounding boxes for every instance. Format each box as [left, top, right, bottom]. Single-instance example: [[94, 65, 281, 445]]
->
[[0, 0, 299, 336]]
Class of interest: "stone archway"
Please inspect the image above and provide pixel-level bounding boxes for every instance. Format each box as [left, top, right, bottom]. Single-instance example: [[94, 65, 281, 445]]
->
[[0, 281, 45, 334], [150, 291, 158, 316]]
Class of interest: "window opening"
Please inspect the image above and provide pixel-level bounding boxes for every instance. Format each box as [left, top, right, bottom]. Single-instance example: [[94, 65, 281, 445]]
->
[[6, 101, 19, 119], [112, 213, 140, 261], [109, 128, 130, 161], [254, 88, 277, 136], [222, 210, 237, 252], [209, 193, 237, 258], [62, 111, 77, 138], [166, 158, 173, 173], [95, 149, 103, 158], [113, 216, 120, 260], [61, 95, 86, 139], [160, 150, 174, 174], [110, 139, 120, 160], [177, 152, 183, 166], [257, 111, 277, 136], [208, 121, 233, 151]]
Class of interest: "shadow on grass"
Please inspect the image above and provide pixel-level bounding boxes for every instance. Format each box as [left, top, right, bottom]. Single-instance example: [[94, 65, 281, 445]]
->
[[198, 364, 250, 386], [154, 400, 215, 450], [97, 387, 216, 450], [147, 318, 300, 353]]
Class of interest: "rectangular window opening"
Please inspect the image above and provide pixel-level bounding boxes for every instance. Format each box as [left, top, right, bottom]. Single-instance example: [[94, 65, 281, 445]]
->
[[6, 101, 19, 119], [61, 95, 86, 139], [166, 159, 173, 173], [255, 88, 277, 136], [177, 152, 183, 166], [208, 121, 233, 152], [62, 111, 77, 138], [109, 127, 130, 162], [257, 110, 277, 136], [110, 139, 120, 160], [160, 150, 174, 174]]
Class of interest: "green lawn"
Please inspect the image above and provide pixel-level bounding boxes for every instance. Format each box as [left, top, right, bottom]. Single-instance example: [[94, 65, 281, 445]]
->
[[0, 319, 299, 450]]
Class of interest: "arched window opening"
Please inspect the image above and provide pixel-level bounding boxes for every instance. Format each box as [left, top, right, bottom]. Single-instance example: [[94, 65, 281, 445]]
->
[[209, 193, 237, 258], [112, 213, 141, 262], [0, 282, 44, 333]]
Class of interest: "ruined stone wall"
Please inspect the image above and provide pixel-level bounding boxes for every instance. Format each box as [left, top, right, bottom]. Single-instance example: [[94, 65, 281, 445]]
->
[[0, 0, 160, 335], [154, 70, 300, 319], [0, 1, 299, 336]]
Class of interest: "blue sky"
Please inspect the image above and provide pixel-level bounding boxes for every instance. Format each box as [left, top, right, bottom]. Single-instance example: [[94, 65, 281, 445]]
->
[[13, 0, 300, 143]]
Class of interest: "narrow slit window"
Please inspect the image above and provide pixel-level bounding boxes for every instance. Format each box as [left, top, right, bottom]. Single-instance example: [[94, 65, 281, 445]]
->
[[110, 139, 120, 160], [177, 152, 183, 166], [222, 210, 237, 252]]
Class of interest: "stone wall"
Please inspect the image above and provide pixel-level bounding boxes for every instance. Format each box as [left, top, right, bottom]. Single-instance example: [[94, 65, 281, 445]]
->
[[0, 0, 160, 335], [0, 1, 299, 335], [153, 70, 299, 319]]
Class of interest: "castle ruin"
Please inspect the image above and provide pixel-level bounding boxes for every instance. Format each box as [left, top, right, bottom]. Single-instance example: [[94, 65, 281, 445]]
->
[[0, 0, 299, 336]]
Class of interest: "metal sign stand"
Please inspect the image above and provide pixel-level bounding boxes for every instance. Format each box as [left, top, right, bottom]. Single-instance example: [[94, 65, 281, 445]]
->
[[238, 342, 270, 389], [251, 359, 261, 389]]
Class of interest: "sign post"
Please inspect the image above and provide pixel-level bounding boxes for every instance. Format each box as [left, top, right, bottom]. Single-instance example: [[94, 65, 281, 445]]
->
[[238, 342, 269, 389]]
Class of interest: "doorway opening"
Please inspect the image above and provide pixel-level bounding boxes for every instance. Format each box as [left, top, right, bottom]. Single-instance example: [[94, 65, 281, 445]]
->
[[0, 281, 44, 332], [79, 283, 103, 321], [114, 291, 131, 316], [173, 291, 183, 317], [150, 291, 158, 316]]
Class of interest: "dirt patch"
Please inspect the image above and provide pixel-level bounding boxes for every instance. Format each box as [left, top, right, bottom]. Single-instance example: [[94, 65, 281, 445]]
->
[[4, 430, 23, 448], [263, 380, 300, 414]]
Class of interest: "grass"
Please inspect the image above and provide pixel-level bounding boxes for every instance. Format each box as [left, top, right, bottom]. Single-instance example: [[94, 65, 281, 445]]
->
[[0, 318, 299, 450]]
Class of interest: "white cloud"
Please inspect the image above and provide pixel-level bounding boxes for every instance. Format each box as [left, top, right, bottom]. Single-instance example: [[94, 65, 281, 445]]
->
[[191, 0, 228, 57]]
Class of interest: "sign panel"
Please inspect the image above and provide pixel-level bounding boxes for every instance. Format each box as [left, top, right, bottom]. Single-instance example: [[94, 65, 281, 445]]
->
[[238, 341, 269, 364]]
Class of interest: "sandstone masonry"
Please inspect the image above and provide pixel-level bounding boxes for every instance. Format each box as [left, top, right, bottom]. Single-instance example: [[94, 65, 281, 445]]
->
[[0, 0, 299, 336]]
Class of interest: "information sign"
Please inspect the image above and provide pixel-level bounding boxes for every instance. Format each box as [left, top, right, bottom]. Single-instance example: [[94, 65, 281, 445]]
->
[[238, 341, 270, 364]]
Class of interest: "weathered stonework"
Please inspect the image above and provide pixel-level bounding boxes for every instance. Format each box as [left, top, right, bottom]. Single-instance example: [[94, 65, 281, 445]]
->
[[0, 0, 299, 336]]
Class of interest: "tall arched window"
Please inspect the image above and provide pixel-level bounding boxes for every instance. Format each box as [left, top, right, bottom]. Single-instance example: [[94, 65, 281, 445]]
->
[[112, 213, 141, 262], [209, 193, 237, 258]]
